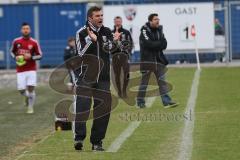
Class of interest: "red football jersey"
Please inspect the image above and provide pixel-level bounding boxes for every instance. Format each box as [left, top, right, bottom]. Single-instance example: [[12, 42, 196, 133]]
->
[[11, 37, 42, 73]]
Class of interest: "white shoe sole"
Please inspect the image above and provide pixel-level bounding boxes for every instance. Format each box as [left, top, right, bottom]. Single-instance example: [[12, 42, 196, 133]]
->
[[164, 103, 179, 109], [27, 109, 34, 114]]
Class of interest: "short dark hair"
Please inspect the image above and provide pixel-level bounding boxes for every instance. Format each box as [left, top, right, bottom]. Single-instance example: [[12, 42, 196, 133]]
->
[[68, 37, 75, 43], [87, 6, 102, 18], [114, 16, 122, 20], [22, 22, 30, 27], [148, 13, 158, 22]]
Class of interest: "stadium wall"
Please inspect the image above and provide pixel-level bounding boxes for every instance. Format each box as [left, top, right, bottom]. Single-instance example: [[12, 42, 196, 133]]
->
[[0, 3, 86, 68], [0, 0, 239, 68]]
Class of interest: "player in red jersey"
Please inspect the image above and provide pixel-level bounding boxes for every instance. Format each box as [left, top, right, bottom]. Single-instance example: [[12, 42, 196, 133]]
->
[[10, 22, 42, 114]]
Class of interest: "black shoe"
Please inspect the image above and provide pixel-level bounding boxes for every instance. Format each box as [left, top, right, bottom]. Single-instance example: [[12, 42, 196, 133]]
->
[[92, 143, 105, 151], [137, 103, 146, 109], [74, 141, 83, 151], [164, 102, 179, 109]]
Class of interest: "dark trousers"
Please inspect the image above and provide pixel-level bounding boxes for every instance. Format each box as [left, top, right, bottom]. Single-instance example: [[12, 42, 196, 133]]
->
[[112, 53, 129, 97], [74, 80, 111, 144], [137, 66, 172, 106]]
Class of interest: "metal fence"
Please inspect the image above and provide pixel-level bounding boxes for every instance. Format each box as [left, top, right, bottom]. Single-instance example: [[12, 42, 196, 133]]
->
[[0, 39, 140, 69], [1, 1, 240, 69], [229, 1, 240, 59], [0, 40, 66, 69], [0, 41, 11, 69], [0, 38, 225, 70]]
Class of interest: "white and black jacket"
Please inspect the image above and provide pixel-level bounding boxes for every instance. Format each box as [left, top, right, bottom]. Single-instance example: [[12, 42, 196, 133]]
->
[[75, 21, 114, 82]]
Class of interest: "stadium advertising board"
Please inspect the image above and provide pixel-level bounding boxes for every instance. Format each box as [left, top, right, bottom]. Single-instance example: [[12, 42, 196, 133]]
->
[[103, 3, 215, 52]]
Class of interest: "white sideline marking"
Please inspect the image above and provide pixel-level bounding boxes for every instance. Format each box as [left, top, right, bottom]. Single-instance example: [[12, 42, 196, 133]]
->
[[107, 97, 156, 152], [15, 131, 55, 160], [177, 69, 201, 160], [146, 97, 156, 108], [107, 121, 141, 153]]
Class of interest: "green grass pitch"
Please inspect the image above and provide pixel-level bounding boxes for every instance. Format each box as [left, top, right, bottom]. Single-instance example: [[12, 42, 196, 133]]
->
[[0, 67, 239, 160]]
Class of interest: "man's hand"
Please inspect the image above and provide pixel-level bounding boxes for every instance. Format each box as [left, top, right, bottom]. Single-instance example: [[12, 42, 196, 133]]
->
[[15, 56, 20, 61], [16, 55, 26, 66], [114, 27, 122, 41], [87, 27, 97, 42]]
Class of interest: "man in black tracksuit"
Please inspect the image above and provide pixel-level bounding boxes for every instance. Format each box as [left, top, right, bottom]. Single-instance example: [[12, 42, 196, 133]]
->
[[64, 37, 76, 62], [64, 37, 76, 86], [137, 13, 178, 108], [112, 16, 133, 98], [73, 6, 121, 151]]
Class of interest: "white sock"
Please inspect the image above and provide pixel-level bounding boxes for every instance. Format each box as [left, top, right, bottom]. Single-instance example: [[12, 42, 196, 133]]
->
[[28, 91, 36, 108]]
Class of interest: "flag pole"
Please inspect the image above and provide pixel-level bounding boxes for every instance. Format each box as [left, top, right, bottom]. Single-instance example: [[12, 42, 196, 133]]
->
[[191, 25, 201, 70]]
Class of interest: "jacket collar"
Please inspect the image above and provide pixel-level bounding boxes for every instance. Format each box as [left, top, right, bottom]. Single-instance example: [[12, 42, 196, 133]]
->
[[145, 22, 159, 31], [86, 21, 101, 32], [22, 35, 31, 40]]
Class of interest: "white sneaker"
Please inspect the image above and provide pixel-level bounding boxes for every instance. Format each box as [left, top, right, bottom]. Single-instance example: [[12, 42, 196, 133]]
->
[[27, 107, 34, 114]]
